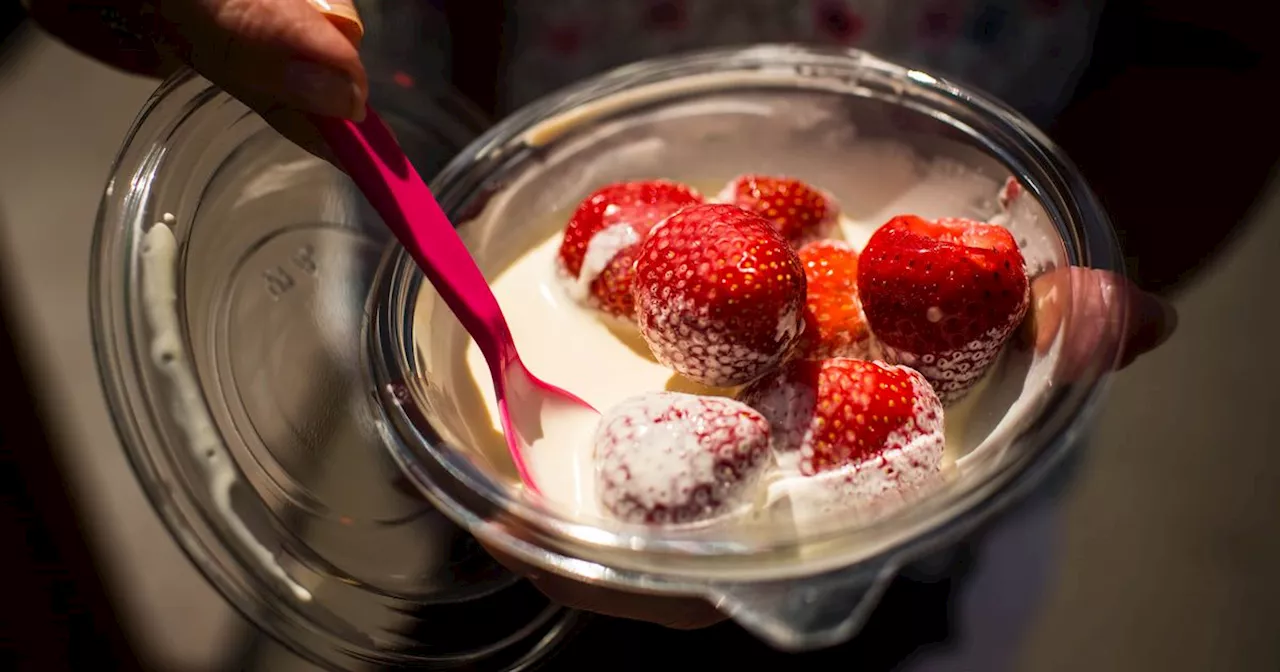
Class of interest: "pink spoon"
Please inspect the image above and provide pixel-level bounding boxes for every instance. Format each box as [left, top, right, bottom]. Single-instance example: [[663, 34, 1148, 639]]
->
[[312, 106, 598, 493]]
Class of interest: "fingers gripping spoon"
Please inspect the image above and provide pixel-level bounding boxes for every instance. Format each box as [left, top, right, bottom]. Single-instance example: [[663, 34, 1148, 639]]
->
[[313, 108, 599, 493]]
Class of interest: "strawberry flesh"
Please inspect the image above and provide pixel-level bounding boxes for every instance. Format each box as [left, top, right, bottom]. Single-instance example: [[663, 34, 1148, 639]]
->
[[719, 174, 839, 246], [593, 392, 772, 525], [633, 203, 807, 387], [796, 239, 876, 360], [557, 180, 702, 319], [856, 215, 1029, 404]]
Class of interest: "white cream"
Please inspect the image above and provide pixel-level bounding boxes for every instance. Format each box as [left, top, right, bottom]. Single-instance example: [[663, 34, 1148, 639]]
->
[[464, 233, 677, 523], [140, 222, 312, 602], [506, 371, 603, 519]]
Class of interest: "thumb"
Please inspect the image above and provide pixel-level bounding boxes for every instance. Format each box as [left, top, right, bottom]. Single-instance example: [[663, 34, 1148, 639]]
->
[[1021, 267, 1177, 380], [160, 0, 367, 119]]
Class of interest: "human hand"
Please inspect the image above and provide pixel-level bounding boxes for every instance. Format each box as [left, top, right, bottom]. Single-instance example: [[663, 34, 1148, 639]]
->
[[23, 0, 366, 154], [1020, 266, 1177, 377]]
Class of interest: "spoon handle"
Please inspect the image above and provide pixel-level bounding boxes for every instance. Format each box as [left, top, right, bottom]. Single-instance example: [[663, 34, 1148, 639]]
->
[[313, 107, 514, 366]]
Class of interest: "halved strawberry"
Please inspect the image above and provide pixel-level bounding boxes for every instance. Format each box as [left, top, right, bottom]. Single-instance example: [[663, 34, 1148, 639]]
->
[[557, 180, 703, 319], [633, 203, 807, 387], [856, 215, 1029, 404], [594, 391, 772, 525], [739, 357, 945, 492], [718, 174, 839, 246], [796, 239, 876, 360]]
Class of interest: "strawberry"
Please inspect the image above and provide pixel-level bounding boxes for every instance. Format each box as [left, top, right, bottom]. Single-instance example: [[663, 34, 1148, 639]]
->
[[739, 358, 945, 497], [718, 174, 839, 246], [593, 392, 772, 525], [632, 203, 807, 387], [590, 245, 643, 319], [989, 177, 1026, 228], [796, 239, 876, 360], [557, 180, 703, 319], [997, 176, 1023, 211], [856, 215, 1030, 404]]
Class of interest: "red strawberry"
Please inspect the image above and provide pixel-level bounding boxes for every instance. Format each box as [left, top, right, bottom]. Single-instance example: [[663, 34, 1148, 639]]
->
[[633, 203, 807, 387], [718, 174, 839, 246], [557, 180, 703, 319], [739, 358, 945, 496], [856, 215, 1030, 404], [590, 245, 643, 319], [796, 239, 876, 360], [594, 392, 772, 525], [997, 176, 1023, 211]]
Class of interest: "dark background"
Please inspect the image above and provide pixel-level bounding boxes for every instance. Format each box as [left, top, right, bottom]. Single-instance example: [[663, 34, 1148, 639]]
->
[[1, 1, 1277, 670]]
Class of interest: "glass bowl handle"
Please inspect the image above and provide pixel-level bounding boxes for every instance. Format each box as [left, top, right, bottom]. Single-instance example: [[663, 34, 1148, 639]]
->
[[709, 562, 899, 651]]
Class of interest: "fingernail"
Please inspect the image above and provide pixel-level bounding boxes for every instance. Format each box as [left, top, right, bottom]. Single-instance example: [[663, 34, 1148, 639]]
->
[[309, 0, 359, 21], [308, 0, 365, 45], [284, 60, 359, 118]]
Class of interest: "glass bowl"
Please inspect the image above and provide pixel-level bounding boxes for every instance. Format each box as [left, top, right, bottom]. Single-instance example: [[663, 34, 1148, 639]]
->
[[91, 69, 587, 669], [370, 45, 1124, 650]]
